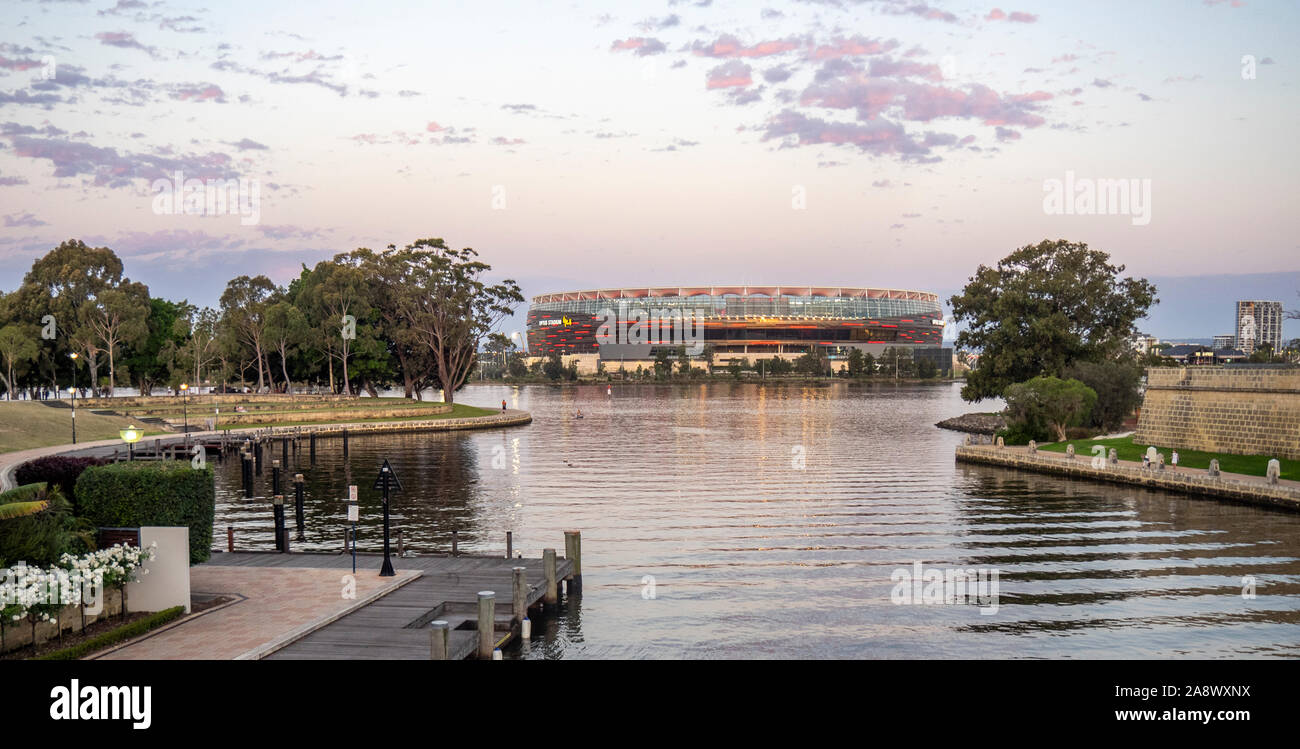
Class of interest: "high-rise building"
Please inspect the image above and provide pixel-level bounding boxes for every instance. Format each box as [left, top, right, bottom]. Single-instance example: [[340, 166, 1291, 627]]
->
[[1235, 300, 1283, 355], [1212, 334, 1236, 350]]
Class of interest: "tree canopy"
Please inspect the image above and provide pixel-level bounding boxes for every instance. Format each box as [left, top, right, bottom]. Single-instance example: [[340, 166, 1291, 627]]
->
[[949, 239, 1157, 401], [0, 237, 521, 402]]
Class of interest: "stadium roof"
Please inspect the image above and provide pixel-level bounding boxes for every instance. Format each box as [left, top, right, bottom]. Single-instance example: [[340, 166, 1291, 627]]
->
[[532, 286, 939, 304]]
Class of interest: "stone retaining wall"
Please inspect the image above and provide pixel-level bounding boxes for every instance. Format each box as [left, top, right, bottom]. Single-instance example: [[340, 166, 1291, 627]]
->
[[0, 587, 128, 655], [955, 444, 1300, 511], [1134, 367, 1300, 460]]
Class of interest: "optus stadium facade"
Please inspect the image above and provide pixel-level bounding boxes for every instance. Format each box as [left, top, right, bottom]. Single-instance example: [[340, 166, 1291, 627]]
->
[[526, 285, 946, 363]]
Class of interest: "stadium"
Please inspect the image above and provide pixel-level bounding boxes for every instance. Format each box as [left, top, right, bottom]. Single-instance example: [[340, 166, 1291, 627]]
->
[[525, 286, 948, 370]]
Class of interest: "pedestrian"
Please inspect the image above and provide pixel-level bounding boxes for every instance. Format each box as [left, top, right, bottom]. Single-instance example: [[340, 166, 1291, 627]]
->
[[501, 399, 507, 412], [1142, 453, 1150, 469], [1171, 450, 1179, 471]]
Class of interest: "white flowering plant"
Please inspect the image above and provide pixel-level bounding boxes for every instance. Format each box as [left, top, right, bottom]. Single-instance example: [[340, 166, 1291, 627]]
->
[[0, 542, 156, 626]]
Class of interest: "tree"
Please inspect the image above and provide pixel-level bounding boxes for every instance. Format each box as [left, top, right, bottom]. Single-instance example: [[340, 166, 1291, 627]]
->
[[218, 275, 276, 392], [298, 257, 372, 395], [653, 348, 671, 379], [1063, 359, 1142, 432], [17, 240, 128, 395], [123, 297, 190, 395], [847, 348, 865, 377], [264, 301, 309, 394], [795, 350, 828, 376], [482, 332, 516, 379], [1003, 376, 1098, 442], [0, 324, 38, 399], [862, 352, 875, 377], [677, 345, 691, 378], [916, 357, 938, 379], [388, 239, 522, 404], [879, 347, 914, 378], [766, 356, 793, 376], [543, 352, 564, 381], [949, 239, 1157, 401], [178, 307, 220, 387], [80, 281, 150, 395]]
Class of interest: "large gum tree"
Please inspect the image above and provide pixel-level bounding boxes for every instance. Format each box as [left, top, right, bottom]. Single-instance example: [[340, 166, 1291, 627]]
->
[[388, 238, 522, 404], [949, 239, 1158, 402]]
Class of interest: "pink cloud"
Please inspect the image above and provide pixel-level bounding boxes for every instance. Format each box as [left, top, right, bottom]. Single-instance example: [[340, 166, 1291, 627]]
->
[[810, 35, 897, 60], [173, 84, 225, 102], [706, 61, 753, 89], [611, 37, 667, 56], [692, 34, 801, 59], [987, 8, 1038, 22]]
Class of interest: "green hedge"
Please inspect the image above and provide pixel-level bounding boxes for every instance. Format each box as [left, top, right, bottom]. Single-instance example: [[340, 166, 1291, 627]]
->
[[35, 606, 186, 660], [0, 483, 82, 567], [76, 461, 215, 564]]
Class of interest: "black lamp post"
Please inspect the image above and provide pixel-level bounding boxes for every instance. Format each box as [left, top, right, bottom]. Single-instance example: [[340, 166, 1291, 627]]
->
[[180, 382, 189, 432]]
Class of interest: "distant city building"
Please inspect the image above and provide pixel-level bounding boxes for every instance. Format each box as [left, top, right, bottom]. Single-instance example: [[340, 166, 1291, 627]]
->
[[1163, 344, 1247, 365], [1235, 300, 1283, 355], [1130, 333, 1159, 355], [1212, 334, 1236, 350]]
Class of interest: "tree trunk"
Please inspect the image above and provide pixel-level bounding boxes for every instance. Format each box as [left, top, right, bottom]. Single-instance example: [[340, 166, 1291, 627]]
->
[[107, 341, 116, 395], [254, 343, 265, 392], [280, 346, 292, 396]]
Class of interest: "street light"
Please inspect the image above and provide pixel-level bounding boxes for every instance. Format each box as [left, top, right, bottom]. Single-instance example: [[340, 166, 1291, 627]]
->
[[119, 425, 142, 461], [69, 352, 78, 444], [180, 382, 189, 432]]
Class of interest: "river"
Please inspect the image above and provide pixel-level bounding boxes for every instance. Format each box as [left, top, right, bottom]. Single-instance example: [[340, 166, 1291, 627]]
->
[[210, 382, 1300, 659]]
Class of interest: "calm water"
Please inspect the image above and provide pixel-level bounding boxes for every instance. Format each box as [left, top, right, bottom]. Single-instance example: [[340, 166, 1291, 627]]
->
[[211, 382, 1300, 659]]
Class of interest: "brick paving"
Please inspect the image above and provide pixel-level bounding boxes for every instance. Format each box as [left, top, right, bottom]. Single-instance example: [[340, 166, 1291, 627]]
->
[[95, 566, 418, 660]]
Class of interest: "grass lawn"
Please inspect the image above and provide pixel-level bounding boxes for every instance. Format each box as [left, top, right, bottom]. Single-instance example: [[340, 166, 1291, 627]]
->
[[0, 401, 164, 454], [1040, 436, 1298, 481], [255, 402, 496, 428]]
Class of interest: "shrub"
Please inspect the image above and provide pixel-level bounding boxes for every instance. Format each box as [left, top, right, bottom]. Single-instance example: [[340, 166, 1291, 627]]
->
[[1002, 376, 1098, 442], [1062, 360, 1143, 432], [0, 484, 81, 567], [75, 461, 215, 564], [14, 456, 110, 513]]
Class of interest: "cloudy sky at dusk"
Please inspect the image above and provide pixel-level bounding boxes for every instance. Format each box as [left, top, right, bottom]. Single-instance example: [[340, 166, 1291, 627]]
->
[[0, 0, 1296, 339]]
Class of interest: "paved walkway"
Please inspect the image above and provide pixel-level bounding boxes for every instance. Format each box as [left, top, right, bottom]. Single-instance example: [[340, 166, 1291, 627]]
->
[[94, 566, 419, 660]]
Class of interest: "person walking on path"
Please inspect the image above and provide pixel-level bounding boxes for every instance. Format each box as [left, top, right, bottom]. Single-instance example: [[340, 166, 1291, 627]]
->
[[501, 399, 507, 412], [1171, 450, 1179, 471]]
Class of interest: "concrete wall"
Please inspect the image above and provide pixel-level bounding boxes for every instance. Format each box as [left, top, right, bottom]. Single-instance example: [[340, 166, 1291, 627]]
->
[[1133, 367, 1300, 460], [128, 527, 192, 614]]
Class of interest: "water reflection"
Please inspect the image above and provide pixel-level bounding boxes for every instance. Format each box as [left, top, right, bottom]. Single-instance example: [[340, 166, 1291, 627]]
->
[[211, 382, 1300, 659]]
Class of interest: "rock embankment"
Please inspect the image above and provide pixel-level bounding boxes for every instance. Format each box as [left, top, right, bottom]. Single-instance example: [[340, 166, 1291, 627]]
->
[[935, 412, 1006, 434]]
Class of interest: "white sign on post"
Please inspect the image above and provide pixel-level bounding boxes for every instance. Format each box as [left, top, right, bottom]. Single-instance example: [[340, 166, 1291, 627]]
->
[[348, 485, 358, 502], [347, 504, 359, 522]]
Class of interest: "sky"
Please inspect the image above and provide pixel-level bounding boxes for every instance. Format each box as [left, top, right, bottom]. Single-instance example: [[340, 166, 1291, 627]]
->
[[0, 0, 1296, 341]]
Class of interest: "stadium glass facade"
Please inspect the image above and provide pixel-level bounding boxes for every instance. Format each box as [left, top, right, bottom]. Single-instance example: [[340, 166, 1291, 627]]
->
[[526, 286, 945, 358]]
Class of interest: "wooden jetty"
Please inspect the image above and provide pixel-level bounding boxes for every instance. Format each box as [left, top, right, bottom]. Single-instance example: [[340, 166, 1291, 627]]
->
[[203, 542, 580, 660]]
